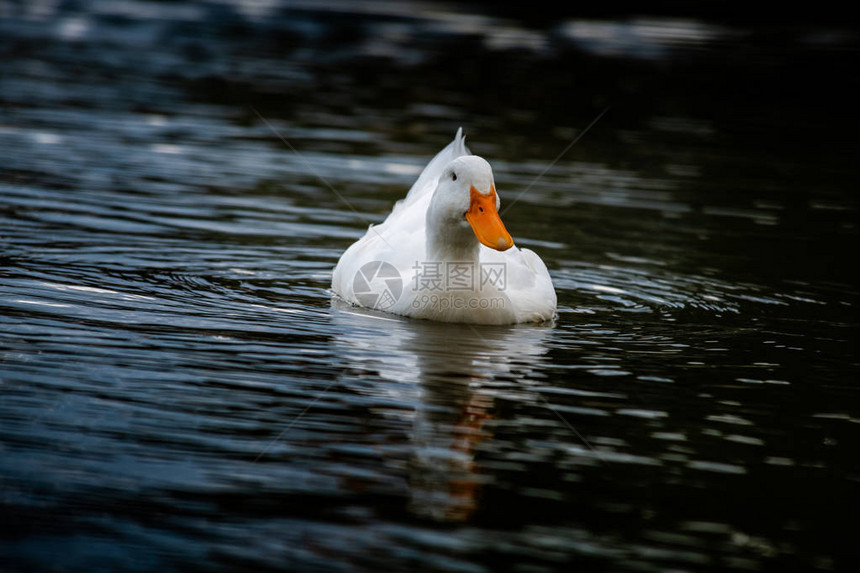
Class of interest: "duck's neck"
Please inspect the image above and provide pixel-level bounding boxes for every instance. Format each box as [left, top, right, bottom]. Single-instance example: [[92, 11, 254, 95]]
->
[[426, 224, 480, 265], [425, 190, 481, 265]]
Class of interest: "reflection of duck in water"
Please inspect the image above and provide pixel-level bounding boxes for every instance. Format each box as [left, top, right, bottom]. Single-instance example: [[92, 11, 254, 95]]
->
[[332, 128, 556, 324], [331, 303, 549, 522], [408, 370, 494, 522]]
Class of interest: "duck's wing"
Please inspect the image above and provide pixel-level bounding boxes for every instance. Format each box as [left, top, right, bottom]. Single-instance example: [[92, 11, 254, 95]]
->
[[479, 245, 557, 321]]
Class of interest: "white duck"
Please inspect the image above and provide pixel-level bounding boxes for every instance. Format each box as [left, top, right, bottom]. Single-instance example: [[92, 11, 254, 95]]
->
[[331, 128, 556, 325]]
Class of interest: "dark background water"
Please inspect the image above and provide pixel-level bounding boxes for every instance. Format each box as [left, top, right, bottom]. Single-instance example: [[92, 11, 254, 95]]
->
[[1, 1, 858, 571]]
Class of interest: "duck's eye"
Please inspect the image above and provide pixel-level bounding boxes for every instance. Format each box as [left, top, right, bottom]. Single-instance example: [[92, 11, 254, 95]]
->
[[451, 172, 457, 181]]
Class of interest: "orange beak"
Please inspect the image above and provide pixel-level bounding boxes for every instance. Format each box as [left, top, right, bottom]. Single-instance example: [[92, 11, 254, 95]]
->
[[465, 185, 514, 251]]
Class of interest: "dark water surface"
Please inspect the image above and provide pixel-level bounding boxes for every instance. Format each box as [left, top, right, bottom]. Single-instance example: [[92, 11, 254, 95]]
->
[[1, 1, 858, 571]]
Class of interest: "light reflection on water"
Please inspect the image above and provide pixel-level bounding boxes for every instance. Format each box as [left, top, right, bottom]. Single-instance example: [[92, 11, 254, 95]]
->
[[1, 1, 858, 571]]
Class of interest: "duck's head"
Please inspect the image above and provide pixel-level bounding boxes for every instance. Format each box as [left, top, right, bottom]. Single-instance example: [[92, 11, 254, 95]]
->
[[429, 155, 514, 252]]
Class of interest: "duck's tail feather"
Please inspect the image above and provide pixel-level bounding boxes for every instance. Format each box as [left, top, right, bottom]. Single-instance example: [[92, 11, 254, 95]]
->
[[396, 128, 472, 210]]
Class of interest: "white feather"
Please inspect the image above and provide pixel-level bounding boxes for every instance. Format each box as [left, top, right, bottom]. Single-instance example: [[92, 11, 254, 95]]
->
[[332, 128, 557, 325]]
